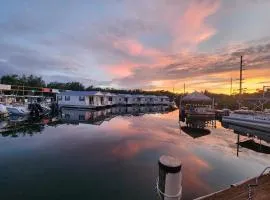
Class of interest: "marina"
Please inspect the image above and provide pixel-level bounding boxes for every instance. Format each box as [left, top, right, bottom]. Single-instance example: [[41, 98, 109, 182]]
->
[[1, 1, 270, 199], [0, 108, 270, 199]]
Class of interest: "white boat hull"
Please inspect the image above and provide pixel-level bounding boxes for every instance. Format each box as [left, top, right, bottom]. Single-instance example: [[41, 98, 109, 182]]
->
[[222, 116, 270, 132], [6, 106, 30, 116]]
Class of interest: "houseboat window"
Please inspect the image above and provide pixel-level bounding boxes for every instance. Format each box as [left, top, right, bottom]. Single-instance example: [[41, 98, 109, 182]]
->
[[79, 115, 85, 120], [89, 96, 94, 105], [150, 98, 153, 102], [119, 98, 121, 101], [109, 97, 112, 101], [100, 97, 104, 104], [137, 98, 141, 101], [65, 114, 70, 119], [58, 96, 62, 101], [125, 98, 128, 102], [65, 96, 70, 101], [79, 96, 85, 101], [161, 98, 163, 102]]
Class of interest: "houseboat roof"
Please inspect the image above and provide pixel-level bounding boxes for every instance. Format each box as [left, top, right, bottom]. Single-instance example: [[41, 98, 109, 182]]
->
[[118, 94, 133, 97], [182, 91, 212, 103], [104, 92, 117, 96], [160, 95, 169, 98], [58, 91, 104, 96]]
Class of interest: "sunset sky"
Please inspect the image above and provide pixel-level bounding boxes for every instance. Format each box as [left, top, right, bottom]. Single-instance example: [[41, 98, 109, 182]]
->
[[1, 0, 270, 94]]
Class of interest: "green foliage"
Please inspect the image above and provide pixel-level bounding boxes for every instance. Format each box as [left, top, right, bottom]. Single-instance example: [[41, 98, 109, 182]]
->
[[1, 74, 45, 87]]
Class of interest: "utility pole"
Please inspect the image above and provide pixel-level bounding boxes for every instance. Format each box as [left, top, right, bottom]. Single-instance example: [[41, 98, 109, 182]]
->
[[184, 83, 185, 94], [239, 56, 243, 96], [239, 56, 243, 108], [230, 77, 232, 95]]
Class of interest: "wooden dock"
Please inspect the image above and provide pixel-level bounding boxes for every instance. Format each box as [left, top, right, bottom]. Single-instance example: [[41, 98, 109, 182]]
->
[[196, 173, 270, 200]]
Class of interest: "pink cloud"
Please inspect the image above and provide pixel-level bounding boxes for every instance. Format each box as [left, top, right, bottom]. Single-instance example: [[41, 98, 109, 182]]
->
[[173, 0, 220, 50]]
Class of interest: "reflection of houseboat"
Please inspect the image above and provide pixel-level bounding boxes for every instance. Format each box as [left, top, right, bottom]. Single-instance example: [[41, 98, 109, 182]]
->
[[60, 105, 174, 125], [222, 108, 270, 132]]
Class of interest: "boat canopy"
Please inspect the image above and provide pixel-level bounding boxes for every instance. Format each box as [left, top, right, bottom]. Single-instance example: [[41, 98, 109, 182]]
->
[[182, 91, 212, 103]]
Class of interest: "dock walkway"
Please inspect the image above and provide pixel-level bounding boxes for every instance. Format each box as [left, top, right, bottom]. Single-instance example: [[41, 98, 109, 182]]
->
[[196, 174, 270, 200]]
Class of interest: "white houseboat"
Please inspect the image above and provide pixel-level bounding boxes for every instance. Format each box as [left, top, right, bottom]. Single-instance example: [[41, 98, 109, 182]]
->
[[104, 93, 118, 106], [117, 94, 134, 105], [57, 91, 106, 109], [57, 91, 171, 109], [160, 96, 170, 105]]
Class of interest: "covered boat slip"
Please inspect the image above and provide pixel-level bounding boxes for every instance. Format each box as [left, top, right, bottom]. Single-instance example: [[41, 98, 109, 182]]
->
[[57, 91, 171, 109]]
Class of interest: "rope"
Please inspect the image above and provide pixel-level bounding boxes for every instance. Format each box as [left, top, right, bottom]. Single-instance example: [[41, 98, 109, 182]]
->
[[156, 177, 182, 199]]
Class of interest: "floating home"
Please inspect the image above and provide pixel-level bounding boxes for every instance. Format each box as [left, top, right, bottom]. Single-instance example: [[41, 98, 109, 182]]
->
[[57, 91, 106, 108], [117, 94, 134, 105], [57, 91, 171, 109]]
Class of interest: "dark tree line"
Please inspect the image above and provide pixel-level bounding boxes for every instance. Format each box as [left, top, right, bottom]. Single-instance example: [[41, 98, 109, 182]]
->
[[1, 74, 46, 87], [1, 74, 269, 109], [0, 74, 175, 96]]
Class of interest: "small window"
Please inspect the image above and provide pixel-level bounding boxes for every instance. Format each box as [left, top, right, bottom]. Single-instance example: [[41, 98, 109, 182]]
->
[[65, 114, 70, 119], [79, 96, 85, 101], [79, 115, 85, 120], [109, 97, 112, 101], [89, 96, 94, 104], [58, 96, 62, 101], [65, 96, 70, 101], [119, 98, 121, 101]]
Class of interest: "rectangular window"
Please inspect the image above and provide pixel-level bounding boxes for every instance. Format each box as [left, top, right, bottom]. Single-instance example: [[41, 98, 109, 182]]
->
[[125, 98, 128, 102], [89, 96, 94, 105], [79, 96, 85, 101], [65, 96, 70, 101], [58, 96, 62, 101], [109, 97, 112, 101], [79, 115, 85, 120]]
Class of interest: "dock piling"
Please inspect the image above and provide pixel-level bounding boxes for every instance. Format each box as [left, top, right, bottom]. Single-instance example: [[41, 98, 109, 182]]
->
[[157, 155, 182, 200]]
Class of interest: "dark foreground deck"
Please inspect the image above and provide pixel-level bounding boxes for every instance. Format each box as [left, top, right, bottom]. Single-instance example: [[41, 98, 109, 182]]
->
[[196, 174, 270, 200]]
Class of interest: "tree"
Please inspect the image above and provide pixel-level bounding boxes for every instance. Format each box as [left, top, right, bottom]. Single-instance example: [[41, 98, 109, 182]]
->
[[0, 74, 20, 85], [47, 82, 66, 90], [64, 82, 85, 91]]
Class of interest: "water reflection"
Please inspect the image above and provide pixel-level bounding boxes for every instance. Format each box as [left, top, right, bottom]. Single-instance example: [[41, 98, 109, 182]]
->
[[61, 105, 173, 125], [0, 109, 270, 200], [222, 122, 270, 155]]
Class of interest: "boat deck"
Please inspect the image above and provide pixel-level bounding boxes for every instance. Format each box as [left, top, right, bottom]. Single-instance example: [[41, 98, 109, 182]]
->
[[197, 174, 270, 200]]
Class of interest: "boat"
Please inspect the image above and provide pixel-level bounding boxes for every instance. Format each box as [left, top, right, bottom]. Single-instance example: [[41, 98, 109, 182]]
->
[[6, 104, 30, 116], [0, 104, 9, 118], [222, 108, 270, 132]]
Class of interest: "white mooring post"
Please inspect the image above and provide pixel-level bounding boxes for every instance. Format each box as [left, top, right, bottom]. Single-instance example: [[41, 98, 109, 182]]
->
[[157, 155, 182, 200]]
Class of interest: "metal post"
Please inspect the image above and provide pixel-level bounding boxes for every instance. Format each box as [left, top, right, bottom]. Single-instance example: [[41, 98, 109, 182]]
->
[[157, 155, 182, 200]]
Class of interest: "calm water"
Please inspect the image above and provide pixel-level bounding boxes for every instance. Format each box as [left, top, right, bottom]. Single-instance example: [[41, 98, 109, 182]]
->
[[0, 106, 270, 200]]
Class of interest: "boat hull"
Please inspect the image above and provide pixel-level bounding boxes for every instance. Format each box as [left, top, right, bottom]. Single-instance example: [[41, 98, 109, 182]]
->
[[222, 116, 270, 132]]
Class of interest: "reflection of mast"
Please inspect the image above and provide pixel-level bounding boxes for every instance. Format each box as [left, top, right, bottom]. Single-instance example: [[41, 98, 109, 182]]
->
[[237, 133, 240, 157]]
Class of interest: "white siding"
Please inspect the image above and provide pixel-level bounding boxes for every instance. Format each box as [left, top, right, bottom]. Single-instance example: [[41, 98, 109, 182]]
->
[[57, 95, 88, 106]]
